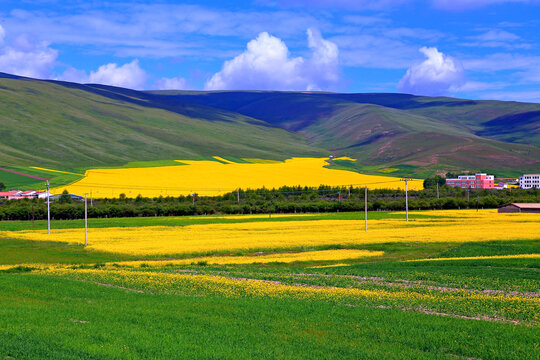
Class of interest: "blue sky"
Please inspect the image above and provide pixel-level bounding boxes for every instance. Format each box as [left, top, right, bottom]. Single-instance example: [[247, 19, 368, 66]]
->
[[0, 0, 539, 101]]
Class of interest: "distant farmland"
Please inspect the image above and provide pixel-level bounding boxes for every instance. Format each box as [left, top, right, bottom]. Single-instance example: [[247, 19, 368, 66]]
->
[[50, 157, 423, 197]]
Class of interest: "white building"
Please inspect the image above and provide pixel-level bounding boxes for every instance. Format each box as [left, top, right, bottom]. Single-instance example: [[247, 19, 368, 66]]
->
[[519, 174, 540, 189]]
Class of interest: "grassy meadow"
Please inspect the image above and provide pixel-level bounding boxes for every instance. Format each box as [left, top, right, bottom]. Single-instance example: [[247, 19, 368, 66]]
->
[[0, 209, 538, 359]]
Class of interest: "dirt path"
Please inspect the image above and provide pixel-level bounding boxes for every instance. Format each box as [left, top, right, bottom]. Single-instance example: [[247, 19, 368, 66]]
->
[[0, 167, 49, 181]]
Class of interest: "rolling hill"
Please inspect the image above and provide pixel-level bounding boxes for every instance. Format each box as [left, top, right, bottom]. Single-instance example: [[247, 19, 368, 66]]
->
[[1, 72, 540, 177], [0, 74, 325, 168], [153, 91, 540, 175]]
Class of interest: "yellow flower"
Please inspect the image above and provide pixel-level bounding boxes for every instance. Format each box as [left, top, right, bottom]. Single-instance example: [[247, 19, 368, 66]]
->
[[2, 210, 538, 256], [50, 157, 422, 197], [111, 249, 384, 267]]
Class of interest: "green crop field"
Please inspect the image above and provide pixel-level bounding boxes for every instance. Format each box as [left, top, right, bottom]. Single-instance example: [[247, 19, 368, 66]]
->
[[0, 210, 538, 359], [0, 165, 84, 191]]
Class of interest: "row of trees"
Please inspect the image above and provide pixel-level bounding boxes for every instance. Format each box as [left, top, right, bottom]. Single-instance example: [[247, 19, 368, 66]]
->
[[0, 185, 539, 221]]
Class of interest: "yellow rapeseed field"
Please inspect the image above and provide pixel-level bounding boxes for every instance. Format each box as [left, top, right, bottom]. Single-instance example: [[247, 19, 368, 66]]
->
[[111, 249, 384, 267], [2, 210, 538, 256], [0, 249, 383, 271], [50, 157, 422, 197]]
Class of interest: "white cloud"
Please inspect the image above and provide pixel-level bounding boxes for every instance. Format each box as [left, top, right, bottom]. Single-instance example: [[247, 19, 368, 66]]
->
[[0, 5, 319, 59], [59, 59, 148, 89], [265, 0, 408, 10], [57, 67, 88, 83], [432, 0, 537, 11], [397, 47, 465, 96], [461, 29, 530, 49], [342, 15, 390, 26], [0, 25, 5, 45], [153, 76, 188, 90], [88, 60, 147, 89], [205, 29, 339, 91], [305, 28, 339, 90], [474, 29, 520, 42], [462, 53, 540, 72], [457, 80, 507, 92], [0, 33, 57, 79], [331, 34, 419, 69]]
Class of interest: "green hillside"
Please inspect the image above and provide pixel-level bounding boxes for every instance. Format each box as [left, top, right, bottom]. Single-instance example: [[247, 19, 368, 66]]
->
[[300, 103, 540, 174], [154, 91, 540, 146], [0, 76, 325, 169], [1, 73, 540, 179], [156, 91, 540, 175]]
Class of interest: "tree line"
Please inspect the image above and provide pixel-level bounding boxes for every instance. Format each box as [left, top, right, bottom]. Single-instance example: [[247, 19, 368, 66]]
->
[[0, 184, 539, 221]]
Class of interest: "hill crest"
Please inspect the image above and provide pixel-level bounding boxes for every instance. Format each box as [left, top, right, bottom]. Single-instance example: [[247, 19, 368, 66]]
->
[[1, 72, 539, 176]]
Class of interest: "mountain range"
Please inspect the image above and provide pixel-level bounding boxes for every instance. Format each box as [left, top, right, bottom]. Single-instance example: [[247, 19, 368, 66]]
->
[[1, 72, 539, 177]]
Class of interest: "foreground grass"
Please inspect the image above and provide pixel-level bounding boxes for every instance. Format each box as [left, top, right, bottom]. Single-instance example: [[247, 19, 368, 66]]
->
[[0, 238, 137, 265], [0, 271, 537, 360]]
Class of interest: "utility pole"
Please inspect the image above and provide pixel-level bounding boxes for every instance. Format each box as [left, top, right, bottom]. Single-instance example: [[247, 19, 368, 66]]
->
[[436, 182, 439, 199], [401, 179, 411, 222], [476, 195, 479, 212], [364, 186, 367, 232], [90, 190, 93, 207], [348, 185, 351, 198], [46, 180, 50, 234], [192, 193, 195, 206], [237, 188, 240, 204], [84, 193, 88, 247]]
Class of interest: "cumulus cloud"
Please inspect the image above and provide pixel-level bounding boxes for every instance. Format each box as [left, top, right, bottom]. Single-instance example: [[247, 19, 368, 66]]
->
[[59, 60, 148, 89], [397, 47, 464, 96], [0, 28, 57, 79], [88, 60, 147, 89], [205, 29, 339, 91], [153, 76, 188, 90]]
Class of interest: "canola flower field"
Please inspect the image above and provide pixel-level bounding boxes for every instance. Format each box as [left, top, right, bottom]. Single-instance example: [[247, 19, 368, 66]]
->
[[2, 210, 538, 256], [50, 157, 423, 197], [0, 209, 538, 359]]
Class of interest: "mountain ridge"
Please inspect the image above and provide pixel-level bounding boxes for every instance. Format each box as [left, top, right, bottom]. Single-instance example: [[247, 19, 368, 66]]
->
[[1, 72, 539, 176]]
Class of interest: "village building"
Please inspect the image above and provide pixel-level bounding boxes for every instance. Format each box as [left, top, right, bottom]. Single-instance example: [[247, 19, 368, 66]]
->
[[445, 173, 495, 189], [0, 190, 21, 200], [519, 174, 540, 189], [0, 190, 47, 200], [498, 203, 540, 213]]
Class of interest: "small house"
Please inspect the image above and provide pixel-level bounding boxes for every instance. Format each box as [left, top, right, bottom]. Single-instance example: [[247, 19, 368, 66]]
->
[[498, 203, 540, 213]]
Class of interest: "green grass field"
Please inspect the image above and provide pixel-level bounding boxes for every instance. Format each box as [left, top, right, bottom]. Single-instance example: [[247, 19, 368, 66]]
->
[[0, 211, 538, 359], [0, 165, 83, 191]]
